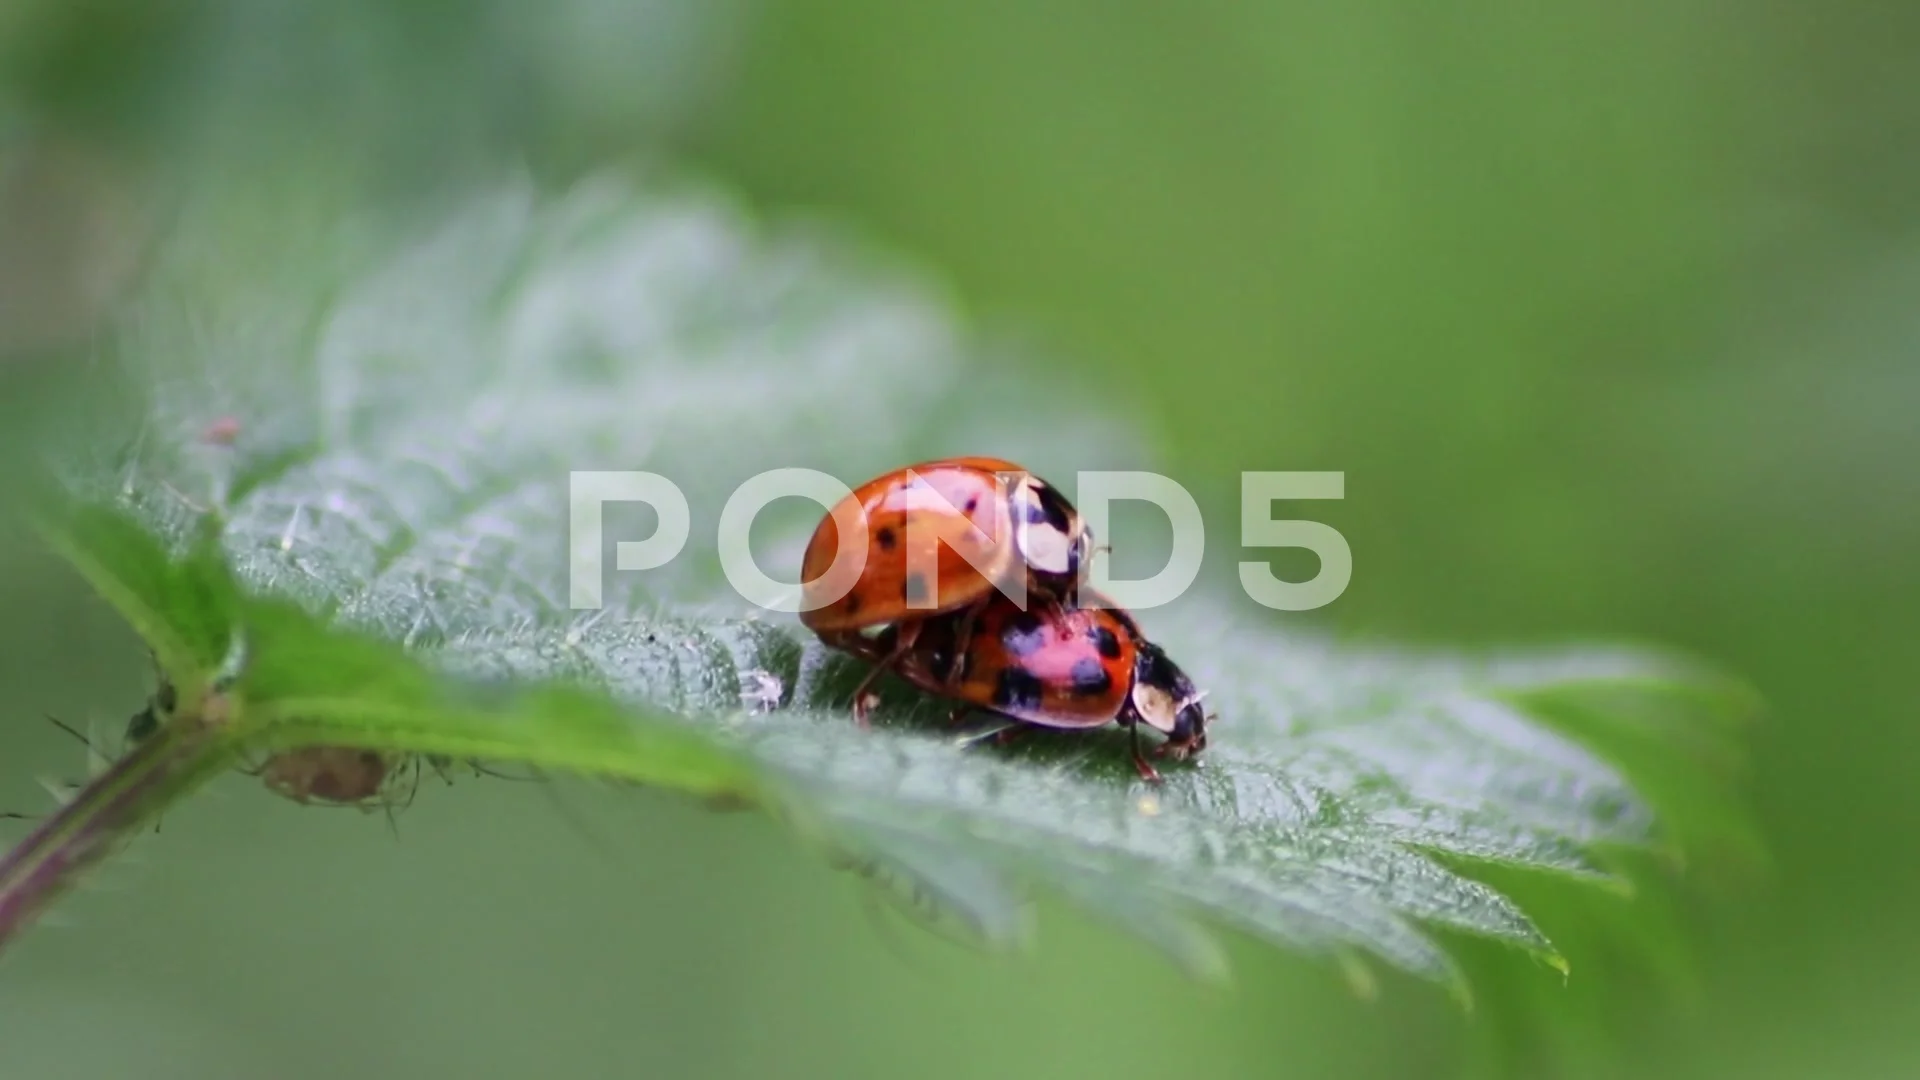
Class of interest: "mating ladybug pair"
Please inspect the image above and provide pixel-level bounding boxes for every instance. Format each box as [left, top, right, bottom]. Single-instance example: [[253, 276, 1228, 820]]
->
[[797, 457, 1209, 782]]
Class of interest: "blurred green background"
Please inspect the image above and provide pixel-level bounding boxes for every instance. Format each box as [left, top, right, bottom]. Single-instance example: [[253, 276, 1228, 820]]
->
[[2, 1, 1916, 1077]]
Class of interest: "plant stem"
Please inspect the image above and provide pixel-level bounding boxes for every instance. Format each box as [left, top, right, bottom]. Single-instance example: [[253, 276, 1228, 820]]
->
[[0, 723, 234, 957]]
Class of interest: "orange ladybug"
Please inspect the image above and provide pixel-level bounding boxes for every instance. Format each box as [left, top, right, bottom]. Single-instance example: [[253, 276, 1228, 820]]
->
[[800, 457, 1090, 723], [893, 594, 1209, 782]]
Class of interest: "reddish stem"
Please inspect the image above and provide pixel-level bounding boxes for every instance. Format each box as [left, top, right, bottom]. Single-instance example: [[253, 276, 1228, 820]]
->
[[0, 725, 227, 956]]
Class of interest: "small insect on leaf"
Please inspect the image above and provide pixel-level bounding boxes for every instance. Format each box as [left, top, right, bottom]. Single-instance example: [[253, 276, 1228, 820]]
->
[[17, 178, 1759, 987], [9, 706, 165, 821], [256, 748, 414, 811]]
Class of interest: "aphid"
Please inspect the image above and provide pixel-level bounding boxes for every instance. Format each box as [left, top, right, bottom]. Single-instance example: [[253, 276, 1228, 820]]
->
[[6, 663, 225, 826], [3, 700, 173, 825], [122, 674, 174, 746], [257, 747, 413, 810], [893, 593, 1209, 782], [800, 458, 1091, 723]]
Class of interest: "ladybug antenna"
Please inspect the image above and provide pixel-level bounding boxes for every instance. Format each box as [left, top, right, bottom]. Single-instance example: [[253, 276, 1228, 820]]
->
[[1082, 536, 1111, 572]]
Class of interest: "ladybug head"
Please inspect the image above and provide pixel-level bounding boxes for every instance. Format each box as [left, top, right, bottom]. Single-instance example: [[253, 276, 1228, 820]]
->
[[1128, 640, 1208, 749]]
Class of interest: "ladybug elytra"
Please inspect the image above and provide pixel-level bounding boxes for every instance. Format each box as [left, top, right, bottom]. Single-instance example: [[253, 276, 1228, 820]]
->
[[799, 457, 1091, 723], [893, 593, 1209, 782]]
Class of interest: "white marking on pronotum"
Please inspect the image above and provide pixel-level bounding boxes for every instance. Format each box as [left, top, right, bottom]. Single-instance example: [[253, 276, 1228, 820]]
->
[[1018, 519, 1073, 575], [1131, 682, 1179, 732], [279, 501, 305, 552], [1010, 477, 1074, 575]]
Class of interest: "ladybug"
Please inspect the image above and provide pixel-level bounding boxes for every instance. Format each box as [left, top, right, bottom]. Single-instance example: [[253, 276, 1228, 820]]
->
[[892, 594, 1209, 783], [800, 457, 1091, 723]]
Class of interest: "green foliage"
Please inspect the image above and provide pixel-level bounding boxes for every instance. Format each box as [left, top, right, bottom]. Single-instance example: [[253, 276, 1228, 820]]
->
[[17, 176, 1754, 993]]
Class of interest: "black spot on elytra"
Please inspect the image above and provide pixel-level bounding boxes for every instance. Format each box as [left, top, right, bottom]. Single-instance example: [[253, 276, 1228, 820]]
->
[[999, 610, 1047, 657], [875, 526, 896, 551], [1069, 656, 1113, 696], [963, 496, 980, 513], [903, 572, 930, 605], [993, 668, 1045, 712], [1091, 625, 1123, 659], [841, 592, 862, 616]]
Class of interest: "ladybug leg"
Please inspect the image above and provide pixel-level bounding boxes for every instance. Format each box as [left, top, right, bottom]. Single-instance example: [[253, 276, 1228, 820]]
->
[[1129, 723, 1164, 784], [848, 620, 924, 728], [1150, 709, 1213, 762], [940, 597, 989, 685], [1154, 732, 1203, 762]]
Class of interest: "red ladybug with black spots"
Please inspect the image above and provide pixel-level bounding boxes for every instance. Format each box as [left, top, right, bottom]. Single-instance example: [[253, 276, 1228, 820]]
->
[[799, 457, 1091, 722], [892, 593, 1209, 782]]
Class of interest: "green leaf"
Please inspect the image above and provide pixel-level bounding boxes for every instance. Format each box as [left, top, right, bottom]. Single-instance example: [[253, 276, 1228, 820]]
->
[[18, 175, 1756, 993]]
